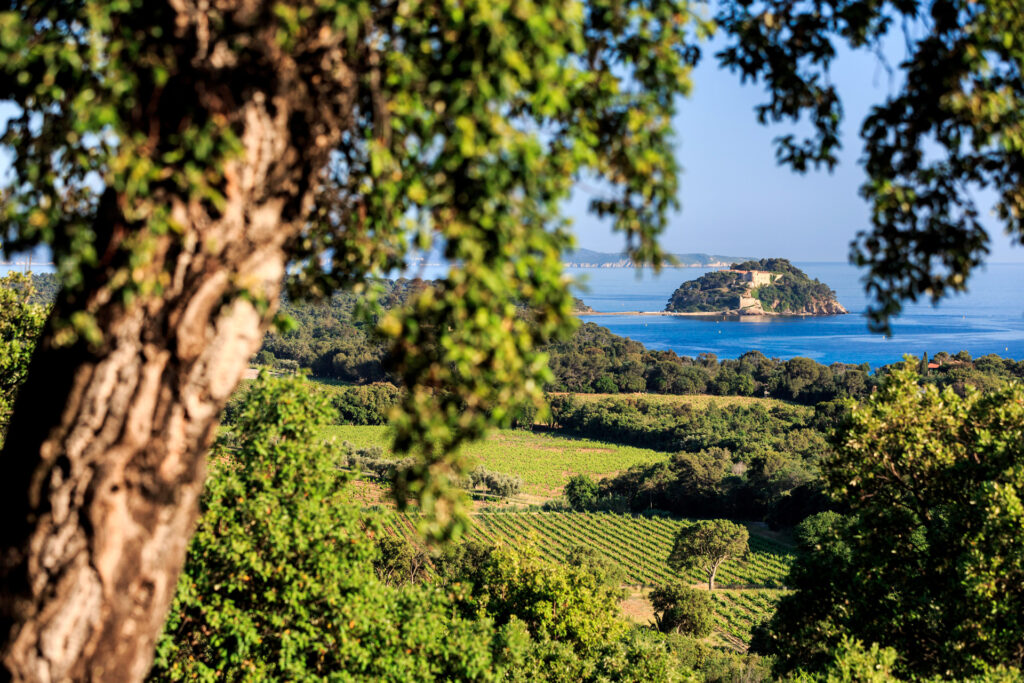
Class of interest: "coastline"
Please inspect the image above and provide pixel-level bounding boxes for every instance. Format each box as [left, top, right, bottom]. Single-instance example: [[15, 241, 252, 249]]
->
[[407, 262, 739, 269], [574, 310, 847, 318], [561, 263, 736, 269]]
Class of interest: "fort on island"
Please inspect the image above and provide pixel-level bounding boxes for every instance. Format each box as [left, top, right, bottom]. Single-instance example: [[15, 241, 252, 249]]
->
[[663, 259, 848, 316], [728, 269, 778, 288]]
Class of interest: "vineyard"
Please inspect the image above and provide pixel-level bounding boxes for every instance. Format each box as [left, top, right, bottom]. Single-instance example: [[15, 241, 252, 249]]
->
[[708, 589, 784, 649], [321, 425, 669, 496], [377, 509, 794, 649], [463, 511, 792, 587]]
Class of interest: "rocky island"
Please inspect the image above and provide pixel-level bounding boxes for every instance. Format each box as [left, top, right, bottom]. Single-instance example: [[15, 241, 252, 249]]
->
[[665, 258, 848, 316]]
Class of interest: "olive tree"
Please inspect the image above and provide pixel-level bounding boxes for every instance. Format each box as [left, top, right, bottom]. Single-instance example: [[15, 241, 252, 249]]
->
[[668, 519, 749, 591]]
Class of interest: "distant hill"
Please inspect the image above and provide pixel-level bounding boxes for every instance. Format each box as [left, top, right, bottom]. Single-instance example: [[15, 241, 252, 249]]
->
[[563, 249, 756, 268], [403, 246, 755, 269], [665, 258, 847, 316]]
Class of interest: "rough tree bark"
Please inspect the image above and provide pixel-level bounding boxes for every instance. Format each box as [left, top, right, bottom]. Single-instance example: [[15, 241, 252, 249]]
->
[[0, 4, 355, 680]]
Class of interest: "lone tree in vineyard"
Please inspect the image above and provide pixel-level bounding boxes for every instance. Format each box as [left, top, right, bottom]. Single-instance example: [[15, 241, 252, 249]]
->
[[668, 519, 749, 591], [1, 0, 1021, 679]]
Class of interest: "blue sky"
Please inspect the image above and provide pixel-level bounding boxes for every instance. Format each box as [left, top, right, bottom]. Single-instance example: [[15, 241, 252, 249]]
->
[[568, 35, 1024, 263]]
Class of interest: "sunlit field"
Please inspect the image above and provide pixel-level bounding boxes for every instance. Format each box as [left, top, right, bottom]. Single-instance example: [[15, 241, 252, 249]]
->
[[320, 425, 669, 496]]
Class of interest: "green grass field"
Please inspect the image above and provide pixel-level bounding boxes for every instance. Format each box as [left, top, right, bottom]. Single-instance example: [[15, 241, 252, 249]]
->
[[320, 425, 669, 496], [378, 509, 793, 650]]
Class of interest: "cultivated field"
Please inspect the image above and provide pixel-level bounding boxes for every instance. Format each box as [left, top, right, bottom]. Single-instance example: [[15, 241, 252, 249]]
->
[[320, 425, 669, 496], [378, 509, 794, 650], [460, 511, 793, 588]]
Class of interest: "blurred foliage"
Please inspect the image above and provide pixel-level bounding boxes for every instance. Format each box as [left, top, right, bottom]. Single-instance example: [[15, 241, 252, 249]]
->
[[0, 0, 708, 541], [785, 636, 1023, 682], [715, 0, 1024, 330]]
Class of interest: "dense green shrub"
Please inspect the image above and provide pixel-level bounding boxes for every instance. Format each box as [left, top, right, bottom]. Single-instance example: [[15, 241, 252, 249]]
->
[[0, 273, 47, 439], [554, 397, 831, 523], [325, 383, 402, 425], [564, 474, 600, 510], [650, 584, 714, 636], [760, 364, 1024, 679], [151, 373, 508, 680]]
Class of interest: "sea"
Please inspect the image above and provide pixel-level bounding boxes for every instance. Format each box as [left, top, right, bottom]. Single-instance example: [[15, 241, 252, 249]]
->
[[7, 261, 1024, 368], [568, 263, 1024, 368]]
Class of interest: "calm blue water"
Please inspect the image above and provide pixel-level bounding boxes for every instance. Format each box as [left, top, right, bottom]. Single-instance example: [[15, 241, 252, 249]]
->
[[570, 263, 1024, 367], [10, 262, 1024, 367]]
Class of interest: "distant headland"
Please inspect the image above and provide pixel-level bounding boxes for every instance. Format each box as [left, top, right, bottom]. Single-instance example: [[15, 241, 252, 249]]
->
[[562, 249, 755, 269], [403, 247, 756, 269], [664, 258, 847, 316]]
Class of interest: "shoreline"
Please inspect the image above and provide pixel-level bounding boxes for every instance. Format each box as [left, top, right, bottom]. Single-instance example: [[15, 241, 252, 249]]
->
[[406, 263, 742, 269], [574, 310, 847, 318]]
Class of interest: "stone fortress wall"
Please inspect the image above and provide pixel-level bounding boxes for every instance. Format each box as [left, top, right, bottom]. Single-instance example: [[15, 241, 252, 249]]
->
[[729, 269, 777, 287], [737, 294, 762, 311], [727, 269, 778, 313]]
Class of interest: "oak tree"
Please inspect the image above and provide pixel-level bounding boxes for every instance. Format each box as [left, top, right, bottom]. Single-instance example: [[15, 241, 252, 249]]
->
[[649, 582, 713, 637]]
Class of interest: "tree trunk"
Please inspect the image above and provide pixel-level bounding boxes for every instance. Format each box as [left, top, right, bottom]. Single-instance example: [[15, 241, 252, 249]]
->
[[0, 6, 354, 678], [0, 259, 280, 682], [709, 558, 723, 591]]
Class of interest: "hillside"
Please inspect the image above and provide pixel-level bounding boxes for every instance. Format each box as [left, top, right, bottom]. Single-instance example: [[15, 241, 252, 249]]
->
[[380, 509, 794, 651], [664, 258, 847, 316], [401, 246, 755, 268]]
